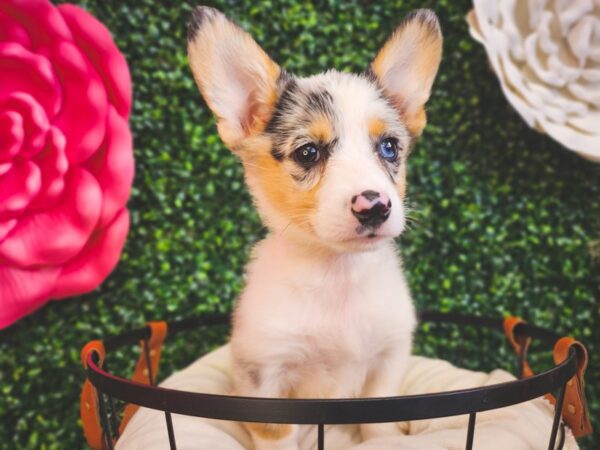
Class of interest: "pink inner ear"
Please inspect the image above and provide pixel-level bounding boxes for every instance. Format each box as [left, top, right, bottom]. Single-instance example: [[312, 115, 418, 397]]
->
[[241, 89, 274, 136]]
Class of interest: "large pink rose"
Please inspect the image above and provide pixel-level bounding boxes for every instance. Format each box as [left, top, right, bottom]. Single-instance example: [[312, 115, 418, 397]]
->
[[0, 0, 134, 328]]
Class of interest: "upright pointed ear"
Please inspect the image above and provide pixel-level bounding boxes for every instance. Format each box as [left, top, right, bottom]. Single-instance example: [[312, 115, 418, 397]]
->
[[370, 9, 442, 136], [187, 7, 281, 148]]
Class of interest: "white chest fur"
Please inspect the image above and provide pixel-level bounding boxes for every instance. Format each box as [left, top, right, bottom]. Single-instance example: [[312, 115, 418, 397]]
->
[[230, 234, 416, 400]]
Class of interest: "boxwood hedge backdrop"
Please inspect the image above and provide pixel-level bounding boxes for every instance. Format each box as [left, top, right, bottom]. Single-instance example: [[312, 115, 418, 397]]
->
[[1, 0, 599, 448]]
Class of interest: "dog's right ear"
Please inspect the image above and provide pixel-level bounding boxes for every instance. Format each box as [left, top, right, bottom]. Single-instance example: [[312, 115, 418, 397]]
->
[[187, 7, 281, 149]]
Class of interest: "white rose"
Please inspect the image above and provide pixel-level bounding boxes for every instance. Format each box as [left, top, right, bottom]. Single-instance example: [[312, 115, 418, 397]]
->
[[467, 0, 600, 162]]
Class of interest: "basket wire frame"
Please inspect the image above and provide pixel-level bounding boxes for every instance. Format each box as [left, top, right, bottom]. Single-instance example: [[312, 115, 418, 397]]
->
[[84, 312, 580, 450]]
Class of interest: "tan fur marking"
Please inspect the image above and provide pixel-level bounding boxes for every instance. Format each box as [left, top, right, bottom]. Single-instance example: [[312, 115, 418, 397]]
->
[[245, 422, 292, 440], [368, 118, 387, 139], [248, 152, 321, 232], [396, 164, 408, 199], [308, 115, 333, 142], [233, 133, 272, 156], [404, 107, 427, 136]]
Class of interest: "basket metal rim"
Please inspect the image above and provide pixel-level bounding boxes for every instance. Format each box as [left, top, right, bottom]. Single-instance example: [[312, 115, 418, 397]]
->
[[86, 312, 577, 425]]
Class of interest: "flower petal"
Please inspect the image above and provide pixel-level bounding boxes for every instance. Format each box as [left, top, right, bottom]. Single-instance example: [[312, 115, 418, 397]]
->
[[51, 40, 107, 163], [535, 11, 560, 55], [554, 0, 593, 36], [0, 11, 31, 47], [568, 80, 600, 105], [84, 107, 133, 228], [527, 0, 548, 30], [58, 4, 132, 118], [0, 264, 61, 329], [542, 116, 600, 162], [0, 160, 41, 220], [0, 0, 72, 49], [0, 162, 12, 177], [29, 127, 68, 210], [568, 111, 600, 134], [0, 42, 61, 118], [0, 111, 23, 159], [500, 0, 527, 61], [0, 219, 17, 242], [52, 208, 129, 299], [567, 15, 595, 65], [524, 34, 567, 87], [0, 167, 101, 266], [1, 92, 51, 156], [588, 20, 600, 63]]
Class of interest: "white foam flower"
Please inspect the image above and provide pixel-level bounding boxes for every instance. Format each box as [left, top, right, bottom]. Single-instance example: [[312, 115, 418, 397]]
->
[[467, 0, 600, 161]]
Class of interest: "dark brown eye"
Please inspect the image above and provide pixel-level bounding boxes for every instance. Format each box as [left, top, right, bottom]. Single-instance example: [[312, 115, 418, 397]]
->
[[293, 143, 320, 166], [378, 137, 399, 162]]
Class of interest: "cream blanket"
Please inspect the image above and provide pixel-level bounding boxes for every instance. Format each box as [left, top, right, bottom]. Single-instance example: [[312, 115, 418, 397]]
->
[[116, 345, 577, 450]]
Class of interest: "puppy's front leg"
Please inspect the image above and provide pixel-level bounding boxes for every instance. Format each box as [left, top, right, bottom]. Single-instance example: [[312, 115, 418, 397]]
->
[[234, 364, 299, 450], [360, 342, 411, 441]]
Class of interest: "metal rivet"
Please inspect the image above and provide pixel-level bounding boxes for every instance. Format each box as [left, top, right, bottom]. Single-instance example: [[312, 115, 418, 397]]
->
[[143, 368, 149, 376], [567, 404, 576, 415], [85, 401, 91, 410], [150, 349, 156, 357]]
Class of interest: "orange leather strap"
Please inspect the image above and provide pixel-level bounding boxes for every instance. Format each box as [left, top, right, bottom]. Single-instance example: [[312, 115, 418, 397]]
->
[[119, 321, 168, 434], [503, 316, 534, 378], [553, 337, 592, 438], [80, 322, 168, 448], [504, 317, 593, 439], [80, 340, 107, 450]]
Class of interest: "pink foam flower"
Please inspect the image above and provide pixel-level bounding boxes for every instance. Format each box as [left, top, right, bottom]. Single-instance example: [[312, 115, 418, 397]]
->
[[0, 0, 134, 328]]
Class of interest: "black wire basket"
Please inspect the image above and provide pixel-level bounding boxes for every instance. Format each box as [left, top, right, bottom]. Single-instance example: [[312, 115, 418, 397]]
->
[[80, 311, 592, 450]]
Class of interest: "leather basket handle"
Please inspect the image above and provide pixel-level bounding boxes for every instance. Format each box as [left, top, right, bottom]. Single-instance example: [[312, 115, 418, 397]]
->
[[79, 321, 168, 448], [504, 317, 592, 439]]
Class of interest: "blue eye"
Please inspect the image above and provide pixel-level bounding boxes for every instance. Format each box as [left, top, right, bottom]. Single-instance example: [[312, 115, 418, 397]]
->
[[378, 138, 399, 162], [294, 143, 320, 165]]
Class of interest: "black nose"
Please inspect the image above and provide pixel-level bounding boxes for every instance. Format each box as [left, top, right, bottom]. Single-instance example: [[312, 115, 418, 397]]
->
[[351, 190, 391, 228]]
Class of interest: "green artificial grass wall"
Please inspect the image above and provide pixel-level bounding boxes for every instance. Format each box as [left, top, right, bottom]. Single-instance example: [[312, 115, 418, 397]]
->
[[1, 1, 599, 448]]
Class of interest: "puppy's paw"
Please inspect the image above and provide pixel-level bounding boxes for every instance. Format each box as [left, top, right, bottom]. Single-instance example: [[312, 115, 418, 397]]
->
[[248, 423, 299, 450], [360, 422, 404, 441]]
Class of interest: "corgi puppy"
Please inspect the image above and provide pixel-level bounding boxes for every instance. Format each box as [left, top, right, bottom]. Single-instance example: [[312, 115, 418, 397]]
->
[[187, 6, 442, 450]]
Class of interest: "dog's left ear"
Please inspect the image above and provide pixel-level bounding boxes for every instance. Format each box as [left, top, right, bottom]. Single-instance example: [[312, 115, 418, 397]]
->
[[187, 6, 281, 149], [370, 9, 442, 136]]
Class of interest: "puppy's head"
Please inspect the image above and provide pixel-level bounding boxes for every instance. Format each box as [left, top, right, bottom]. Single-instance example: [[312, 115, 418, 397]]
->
[[188, 7, 442, 252]]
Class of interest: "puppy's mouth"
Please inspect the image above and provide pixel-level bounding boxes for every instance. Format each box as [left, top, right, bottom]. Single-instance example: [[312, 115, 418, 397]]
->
[[355, 223, 382, 237], [341, 232, 387, 245], [344, 224, 404, 247], [355, 221, 396, 239]]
